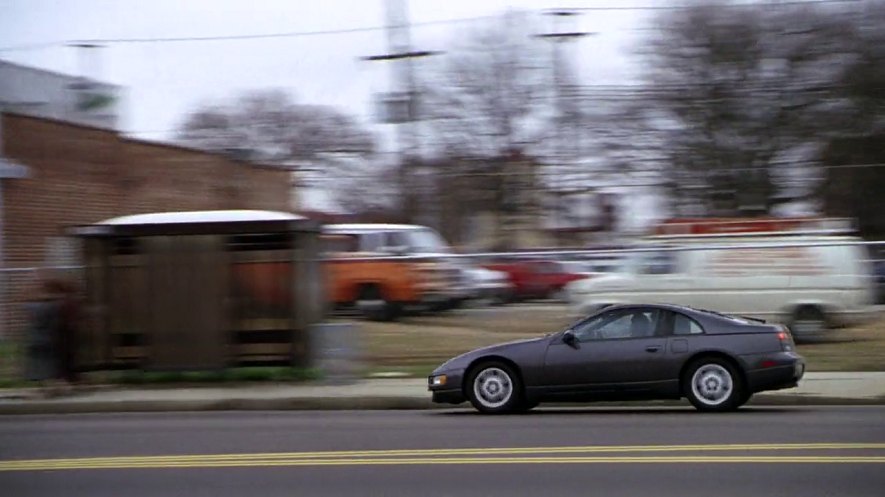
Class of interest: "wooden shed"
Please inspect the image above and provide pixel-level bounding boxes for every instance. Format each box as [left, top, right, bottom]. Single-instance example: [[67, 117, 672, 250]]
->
[[70, 210, 325, 371]]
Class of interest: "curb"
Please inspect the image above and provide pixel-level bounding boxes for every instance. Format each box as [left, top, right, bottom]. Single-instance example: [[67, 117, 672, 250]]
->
[[1, 394, 883, 415]]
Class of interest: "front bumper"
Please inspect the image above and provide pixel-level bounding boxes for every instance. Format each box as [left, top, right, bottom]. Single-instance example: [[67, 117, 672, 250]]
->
[[428, 369, 466, 404], [431, 389, 467, 405], [472, 283, 512, 299], [420, 289, 466, 305]]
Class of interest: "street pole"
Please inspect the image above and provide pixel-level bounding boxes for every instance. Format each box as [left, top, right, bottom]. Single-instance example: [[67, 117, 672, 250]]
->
[[1, 105, 7, 341], [362, 0, 440, 223], [536, 10, 592, 246]]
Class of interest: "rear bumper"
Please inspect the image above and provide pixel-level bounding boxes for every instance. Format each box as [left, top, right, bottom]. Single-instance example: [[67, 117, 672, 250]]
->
[[744, 353, 805, 393]]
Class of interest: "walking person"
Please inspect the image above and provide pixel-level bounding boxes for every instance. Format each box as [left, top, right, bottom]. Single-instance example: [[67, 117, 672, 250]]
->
[[54, 279, 81, 386], [24, 280, 61, 396]]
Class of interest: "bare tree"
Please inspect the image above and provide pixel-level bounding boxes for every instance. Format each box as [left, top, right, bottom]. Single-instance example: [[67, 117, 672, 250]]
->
[[820, 0, 885, 237], [416, 11, 553, 247], [638, 1, 859, 216], [177, 89, 388, 212]]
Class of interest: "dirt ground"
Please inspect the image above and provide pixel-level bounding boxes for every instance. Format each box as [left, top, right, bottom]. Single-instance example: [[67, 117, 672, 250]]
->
[[362, 304, 885, 375]]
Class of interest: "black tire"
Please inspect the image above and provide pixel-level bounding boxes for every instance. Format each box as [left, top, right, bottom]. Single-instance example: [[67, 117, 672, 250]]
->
[[357, 285, 397, 322], [465, 361, 524, 414], [494, 290, 513, 306], [682, 357, 745, 412], [790, 305, 827, 343], [516, 400, 540, 413], [428, 298, 461, 313]]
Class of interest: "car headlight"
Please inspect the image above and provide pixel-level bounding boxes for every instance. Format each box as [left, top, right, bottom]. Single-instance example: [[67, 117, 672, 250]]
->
[[429, 374, 448, 387]]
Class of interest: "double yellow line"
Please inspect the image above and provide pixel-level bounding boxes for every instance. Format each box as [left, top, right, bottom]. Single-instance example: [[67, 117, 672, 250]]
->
[[3, 443, 885, 472]]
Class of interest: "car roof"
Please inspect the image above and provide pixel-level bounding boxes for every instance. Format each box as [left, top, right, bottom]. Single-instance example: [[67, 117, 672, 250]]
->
[[98, 210, 303, 225], [325, 224, 428, 232], [599, 303, 763, 325], [601, 303, 713, 316]]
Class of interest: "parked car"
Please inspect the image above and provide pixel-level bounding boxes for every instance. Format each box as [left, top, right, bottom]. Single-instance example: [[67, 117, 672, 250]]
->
[[565, 235, 876, 342], [463, 266, 514, 305], [428, 304, 805, 413], [482, 258, 590, 301]]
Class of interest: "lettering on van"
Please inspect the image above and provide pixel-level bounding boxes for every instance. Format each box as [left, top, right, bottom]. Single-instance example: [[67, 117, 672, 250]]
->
[[706, 247, 827, 277]]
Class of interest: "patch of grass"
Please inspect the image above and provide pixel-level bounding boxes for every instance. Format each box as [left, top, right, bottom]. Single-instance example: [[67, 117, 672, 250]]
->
[[105, 367, 323, 385], [362, 307, 574, 366], [796, 319, 885, 372], [0, 340, 21, 383], [0, 378, 28, 389], [366, 363, 440, 378], [227, 366, 323, 382], [362, 304, 885, 372]]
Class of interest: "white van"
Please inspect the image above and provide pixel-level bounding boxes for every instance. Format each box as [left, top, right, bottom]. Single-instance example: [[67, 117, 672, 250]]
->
[[565, 235, 877, 340]]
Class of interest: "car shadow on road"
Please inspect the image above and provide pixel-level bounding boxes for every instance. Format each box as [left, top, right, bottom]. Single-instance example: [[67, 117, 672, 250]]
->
[[432, 406, 807, 416]]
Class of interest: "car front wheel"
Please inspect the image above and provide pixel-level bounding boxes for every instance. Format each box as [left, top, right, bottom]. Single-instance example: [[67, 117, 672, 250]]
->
[[683, 358, 745, 412], [466, 362, 523, 414]]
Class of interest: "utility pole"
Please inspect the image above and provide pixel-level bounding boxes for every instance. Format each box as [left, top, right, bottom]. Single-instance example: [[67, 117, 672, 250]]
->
[[536, 10, 591, 246], [68, 43, 102, 119], [362, 0, 439, 223]]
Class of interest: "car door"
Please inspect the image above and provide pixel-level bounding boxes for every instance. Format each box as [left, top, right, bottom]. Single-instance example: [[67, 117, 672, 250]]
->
[[542, 307, 670, 395]]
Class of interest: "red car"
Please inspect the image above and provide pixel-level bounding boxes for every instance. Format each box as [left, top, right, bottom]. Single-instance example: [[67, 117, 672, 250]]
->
[[481, 259, 590, 302]]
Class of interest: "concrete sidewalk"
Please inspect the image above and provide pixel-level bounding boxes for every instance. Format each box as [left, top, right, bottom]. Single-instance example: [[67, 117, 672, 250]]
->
[[1, 372, 884, 415]]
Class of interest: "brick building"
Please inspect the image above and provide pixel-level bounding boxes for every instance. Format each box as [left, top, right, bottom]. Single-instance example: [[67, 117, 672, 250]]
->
[[0, 112, 293, 341]]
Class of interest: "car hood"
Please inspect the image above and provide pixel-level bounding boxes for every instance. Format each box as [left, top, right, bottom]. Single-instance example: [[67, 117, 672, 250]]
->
[[566, 273, 628, 292], [432, 336, 549, 373]]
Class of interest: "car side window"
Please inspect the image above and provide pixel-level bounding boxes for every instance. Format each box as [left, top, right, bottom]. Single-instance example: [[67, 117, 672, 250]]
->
[[573, 309, 661, 341], [673, 312, 705, 335], [642, 252, 675, 275], [322, 234, 359, 253]]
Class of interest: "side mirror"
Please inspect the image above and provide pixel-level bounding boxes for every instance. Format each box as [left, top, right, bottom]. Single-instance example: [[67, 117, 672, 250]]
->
[[562, 330, 579, 349]]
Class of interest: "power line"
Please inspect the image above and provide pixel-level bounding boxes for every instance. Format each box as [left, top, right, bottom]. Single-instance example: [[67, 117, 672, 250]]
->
[[0, 41, 63, 53], [68, 15, 501, 45], [0, 15, 497, 51], [8, 0, 859, 51], [566, 0, 862, 11]]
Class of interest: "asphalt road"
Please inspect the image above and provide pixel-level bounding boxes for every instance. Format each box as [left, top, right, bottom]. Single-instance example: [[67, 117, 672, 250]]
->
[[2, 407, 884, 497]]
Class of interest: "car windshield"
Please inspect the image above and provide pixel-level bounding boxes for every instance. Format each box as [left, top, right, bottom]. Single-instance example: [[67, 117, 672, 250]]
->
[[391, 228, 451, 254]]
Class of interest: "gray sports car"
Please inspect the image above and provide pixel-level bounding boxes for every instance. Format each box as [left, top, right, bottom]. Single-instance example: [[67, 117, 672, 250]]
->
[[428, 304, 805, 413]]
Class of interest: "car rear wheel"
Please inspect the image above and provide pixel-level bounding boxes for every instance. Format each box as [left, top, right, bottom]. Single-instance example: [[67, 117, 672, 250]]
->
[[683, 358, 745, 412], [790, 306, 827, 343], [466, 362, 523, 414]]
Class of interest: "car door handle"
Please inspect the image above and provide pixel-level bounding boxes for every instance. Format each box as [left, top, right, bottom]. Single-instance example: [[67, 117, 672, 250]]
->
[[645, 346, 661, 353]]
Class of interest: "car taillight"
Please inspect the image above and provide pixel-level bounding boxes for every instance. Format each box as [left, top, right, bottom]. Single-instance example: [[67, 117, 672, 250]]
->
[[778, 329, 794, 352]]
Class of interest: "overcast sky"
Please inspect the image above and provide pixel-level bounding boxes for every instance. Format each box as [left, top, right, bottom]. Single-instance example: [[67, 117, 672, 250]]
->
[[0, 0, 656, 142]]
